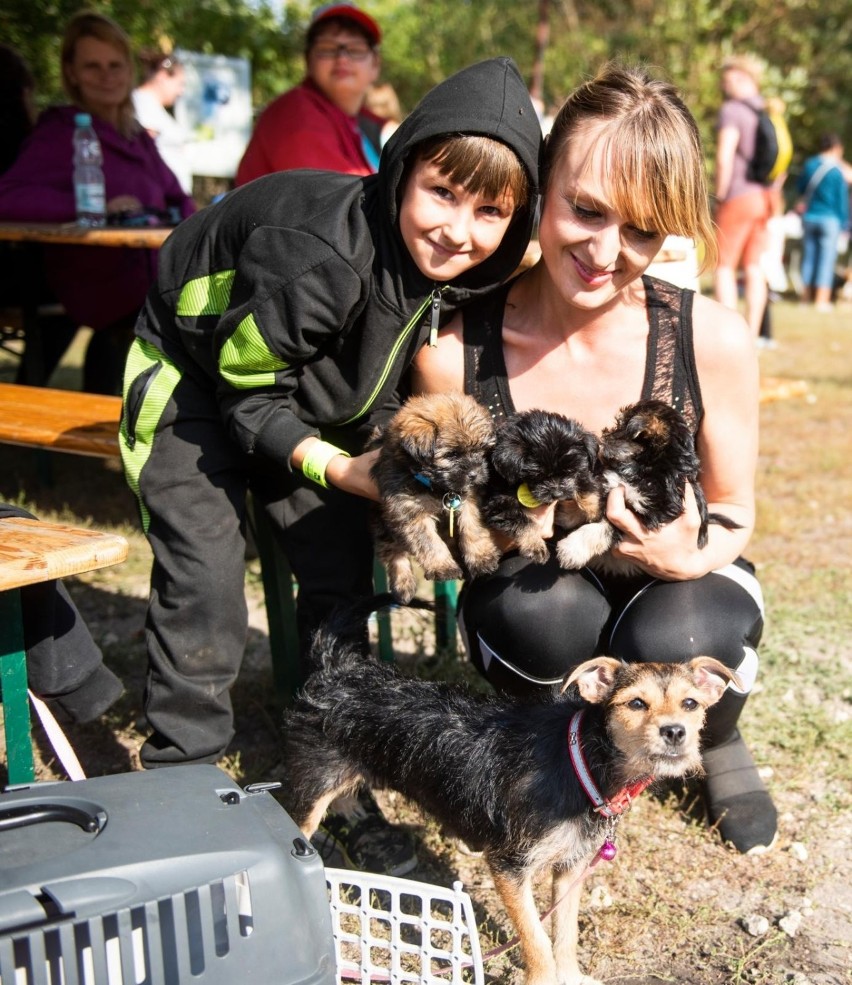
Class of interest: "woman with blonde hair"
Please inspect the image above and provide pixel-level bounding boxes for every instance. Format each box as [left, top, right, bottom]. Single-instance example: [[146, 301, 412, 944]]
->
[[0, 10, 194, 393], [413, 63, 777, 857]]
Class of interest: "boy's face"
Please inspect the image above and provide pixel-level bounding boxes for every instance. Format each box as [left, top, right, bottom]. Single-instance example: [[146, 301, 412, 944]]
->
[[399, 157, 516, 282]]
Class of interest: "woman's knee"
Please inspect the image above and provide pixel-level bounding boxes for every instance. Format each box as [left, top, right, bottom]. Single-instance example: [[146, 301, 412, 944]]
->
[[459, 552, 610, 697]]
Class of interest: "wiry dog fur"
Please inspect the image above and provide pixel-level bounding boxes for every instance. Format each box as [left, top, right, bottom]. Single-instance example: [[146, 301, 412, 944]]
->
[[481, 410, 600, 563], [283, 633, 736, 985], [368, 392, 500, 602], [556, 398, 742, 576]]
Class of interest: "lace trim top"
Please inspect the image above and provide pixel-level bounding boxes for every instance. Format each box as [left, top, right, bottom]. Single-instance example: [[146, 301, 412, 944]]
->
[[462, 274, 703, 434]]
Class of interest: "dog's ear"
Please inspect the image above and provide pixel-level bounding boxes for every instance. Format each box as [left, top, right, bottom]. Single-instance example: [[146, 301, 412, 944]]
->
[[562, 656, 624, 702], [687, 656, 741, 706], [399, 414, 440, 467]]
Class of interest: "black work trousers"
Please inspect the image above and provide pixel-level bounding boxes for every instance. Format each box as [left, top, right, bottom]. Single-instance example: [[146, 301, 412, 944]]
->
[[122, 363, 374, 768]]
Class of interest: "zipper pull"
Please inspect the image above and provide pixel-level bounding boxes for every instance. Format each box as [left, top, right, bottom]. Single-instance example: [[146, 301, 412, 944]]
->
[[429, 289, 442, 347]]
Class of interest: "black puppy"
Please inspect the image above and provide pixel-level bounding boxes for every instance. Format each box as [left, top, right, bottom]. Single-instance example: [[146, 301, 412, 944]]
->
[[556, 399, 742, 575], [482, 409, 600, 563], [282, 632, 735, 985]]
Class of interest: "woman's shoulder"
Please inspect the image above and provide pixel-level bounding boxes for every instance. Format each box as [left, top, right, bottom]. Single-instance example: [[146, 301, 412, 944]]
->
[[691, 293, 756, 370]]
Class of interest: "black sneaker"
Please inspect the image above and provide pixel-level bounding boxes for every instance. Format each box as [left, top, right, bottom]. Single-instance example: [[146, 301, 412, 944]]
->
[[317, 789, 418, 876]]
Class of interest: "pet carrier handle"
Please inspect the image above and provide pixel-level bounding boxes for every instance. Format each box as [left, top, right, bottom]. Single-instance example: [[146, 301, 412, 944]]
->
[[0, 802, 106, 834]]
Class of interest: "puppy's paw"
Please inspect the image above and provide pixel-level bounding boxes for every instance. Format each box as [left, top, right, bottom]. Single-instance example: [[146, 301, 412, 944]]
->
[[423, 560, 464, 582], [387, 558, 418, 604], [556, 521, 612, 569], [463, 538, 502, 576]]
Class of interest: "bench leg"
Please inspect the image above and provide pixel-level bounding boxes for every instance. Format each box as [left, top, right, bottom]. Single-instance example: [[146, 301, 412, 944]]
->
[[434, 580, 458, 656], [0, 589, 36, 785]]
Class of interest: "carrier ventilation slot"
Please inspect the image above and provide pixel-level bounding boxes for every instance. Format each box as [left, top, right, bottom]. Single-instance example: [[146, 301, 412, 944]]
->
[[0, 871, 254, 985]]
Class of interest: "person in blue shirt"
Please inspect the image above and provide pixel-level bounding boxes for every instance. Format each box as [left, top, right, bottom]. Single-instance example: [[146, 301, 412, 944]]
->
[[797, 133, 849, 312]]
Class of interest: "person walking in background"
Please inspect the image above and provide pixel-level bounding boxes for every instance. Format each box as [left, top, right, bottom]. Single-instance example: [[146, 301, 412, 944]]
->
[[0, 11, 194, 394], [797, 133, 849, 313], [235, 2, 384, 184], [713, 55, 773, 339], [133, 50, 193, 195]]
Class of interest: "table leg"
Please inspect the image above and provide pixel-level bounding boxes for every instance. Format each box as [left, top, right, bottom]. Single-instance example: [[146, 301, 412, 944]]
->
[[0, 589, 36, 785]]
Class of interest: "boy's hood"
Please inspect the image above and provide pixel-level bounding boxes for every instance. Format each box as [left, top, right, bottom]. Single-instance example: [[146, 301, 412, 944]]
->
[[376, 57, 542, 300]]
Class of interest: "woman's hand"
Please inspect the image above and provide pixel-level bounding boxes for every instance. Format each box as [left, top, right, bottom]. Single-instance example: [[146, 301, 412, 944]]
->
[[606, 483, 708, 580], [107, 195, 143, 214]]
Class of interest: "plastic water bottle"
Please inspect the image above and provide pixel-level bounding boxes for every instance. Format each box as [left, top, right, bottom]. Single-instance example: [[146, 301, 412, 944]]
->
[[72, 112, 106, 227]]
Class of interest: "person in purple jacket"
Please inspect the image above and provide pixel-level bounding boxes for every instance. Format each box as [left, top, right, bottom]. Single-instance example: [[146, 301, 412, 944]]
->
[[0, 12, 195, 394]]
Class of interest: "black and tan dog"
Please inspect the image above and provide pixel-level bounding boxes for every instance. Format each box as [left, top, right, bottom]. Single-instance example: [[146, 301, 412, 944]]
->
[[368, 392, 500, 602], [282, 633, 736, 985], [556, 398, 742, 575], [482, 409, 600, 564]]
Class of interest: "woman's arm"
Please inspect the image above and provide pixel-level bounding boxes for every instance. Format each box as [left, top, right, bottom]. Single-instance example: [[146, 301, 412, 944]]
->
[[409, 313, 466, 395], [608, 295, 758, 579]]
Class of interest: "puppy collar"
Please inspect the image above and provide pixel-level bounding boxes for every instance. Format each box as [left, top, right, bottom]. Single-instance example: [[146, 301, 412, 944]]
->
[[568, 709, 654, 818], [412, 472, 462, 536]]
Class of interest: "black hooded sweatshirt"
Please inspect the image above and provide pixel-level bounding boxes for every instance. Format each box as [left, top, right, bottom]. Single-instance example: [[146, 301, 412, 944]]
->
[[134, 57, 541, 468]]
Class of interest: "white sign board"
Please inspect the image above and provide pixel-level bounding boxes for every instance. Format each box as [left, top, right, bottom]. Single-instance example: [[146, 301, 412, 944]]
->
[[173, 51, 252, 179]]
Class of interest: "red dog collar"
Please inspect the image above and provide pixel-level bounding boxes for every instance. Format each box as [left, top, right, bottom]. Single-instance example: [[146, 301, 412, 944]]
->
[[568, 709, 654, 818]]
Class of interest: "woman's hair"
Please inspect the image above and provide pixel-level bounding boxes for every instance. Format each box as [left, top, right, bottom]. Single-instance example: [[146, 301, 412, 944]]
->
[[137, 49, 182, 85], [411, 133, 530, 212], [0, 44, 35, 173], [544, 62, 716, 268], [61, 10, 137, 138]]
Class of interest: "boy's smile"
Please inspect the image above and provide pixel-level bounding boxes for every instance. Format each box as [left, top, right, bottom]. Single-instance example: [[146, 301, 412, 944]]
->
[[399, 158, 515, 281]]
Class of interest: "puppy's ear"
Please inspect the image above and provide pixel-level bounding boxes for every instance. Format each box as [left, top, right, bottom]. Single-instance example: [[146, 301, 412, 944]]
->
[[562, 656, 624, 702], [399, 414, 440, 466], [582, 430, 599, 464], [688, 656, 741, 706]]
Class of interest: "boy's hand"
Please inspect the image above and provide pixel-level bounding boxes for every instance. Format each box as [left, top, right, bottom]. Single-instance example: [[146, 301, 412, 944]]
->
[[326, 450, 381, 502]]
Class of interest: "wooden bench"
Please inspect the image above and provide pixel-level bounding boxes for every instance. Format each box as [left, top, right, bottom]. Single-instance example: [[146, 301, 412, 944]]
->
[[0, 382, 455, 703], [0, 516, 128, 783]]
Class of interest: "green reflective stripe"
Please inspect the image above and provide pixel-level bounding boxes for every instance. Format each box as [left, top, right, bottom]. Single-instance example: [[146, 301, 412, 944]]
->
[[176, 270, 236, 316], [219, 311, 290, 390], [119, 338, 182, 533], [339, 291, 438, 426]]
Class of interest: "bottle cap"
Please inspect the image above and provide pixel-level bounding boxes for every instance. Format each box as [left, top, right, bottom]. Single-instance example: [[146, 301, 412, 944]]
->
[[74, 112, 93, 126]]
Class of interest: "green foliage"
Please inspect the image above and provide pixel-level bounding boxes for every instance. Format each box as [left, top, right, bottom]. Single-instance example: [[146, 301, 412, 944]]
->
[[3, 0, 850, 167]]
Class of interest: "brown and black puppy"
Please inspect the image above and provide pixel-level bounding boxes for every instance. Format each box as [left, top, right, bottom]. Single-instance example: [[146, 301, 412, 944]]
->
[[368, 392, 500, 602], [283, 629, 737, 985], [482, 409, 600, 563], [556, 399, 742, 575]]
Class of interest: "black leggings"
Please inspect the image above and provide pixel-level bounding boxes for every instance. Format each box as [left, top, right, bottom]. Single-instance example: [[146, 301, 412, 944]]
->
[[459, 550, 764, 748]]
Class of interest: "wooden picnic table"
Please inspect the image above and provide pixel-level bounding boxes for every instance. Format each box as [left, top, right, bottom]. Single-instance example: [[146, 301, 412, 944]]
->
[[0, 517, 128, 784], [0, 220, 173, 250]]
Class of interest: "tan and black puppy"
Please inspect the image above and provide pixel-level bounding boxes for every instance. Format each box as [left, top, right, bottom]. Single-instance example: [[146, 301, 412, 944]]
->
[[482, 409, 600, 563], [368, 392, 500, 602], [556, 399, 742, 575]]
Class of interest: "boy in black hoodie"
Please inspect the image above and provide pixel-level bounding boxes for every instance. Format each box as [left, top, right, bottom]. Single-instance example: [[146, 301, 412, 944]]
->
[[120, 57, 541, 801]]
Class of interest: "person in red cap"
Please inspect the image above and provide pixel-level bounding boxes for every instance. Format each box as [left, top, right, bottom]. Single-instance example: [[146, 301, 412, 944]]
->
[[235, 2, 384, 184]]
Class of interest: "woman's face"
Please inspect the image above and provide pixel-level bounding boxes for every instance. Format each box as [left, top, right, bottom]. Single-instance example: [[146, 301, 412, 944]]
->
[[66, 35, 132, 120], [538, 121, 666, 311]]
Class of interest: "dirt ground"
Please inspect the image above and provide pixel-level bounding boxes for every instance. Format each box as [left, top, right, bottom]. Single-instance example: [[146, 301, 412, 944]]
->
[[1, 301, 850, 984]]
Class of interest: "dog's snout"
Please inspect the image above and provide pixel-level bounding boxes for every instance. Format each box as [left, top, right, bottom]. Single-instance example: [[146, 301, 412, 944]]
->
[[660, 723, 686, 745]]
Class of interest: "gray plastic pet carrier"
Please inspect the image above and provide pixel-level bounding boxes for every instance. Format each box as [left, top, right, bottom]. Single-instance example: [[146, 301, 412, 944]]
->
[[0, 764, 336, 985]]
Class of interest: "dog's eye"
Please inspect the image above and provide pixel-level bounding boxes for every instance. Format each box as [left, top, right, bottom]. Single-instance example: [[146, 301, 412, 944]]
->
[[682, 698, 699, 712], [627, 698, 648, 710]]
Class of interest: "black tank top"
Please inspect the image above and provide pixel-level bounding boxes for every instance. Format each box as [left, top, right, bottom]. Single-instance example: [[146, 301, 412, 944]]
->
[[462, 274, 703, 434]]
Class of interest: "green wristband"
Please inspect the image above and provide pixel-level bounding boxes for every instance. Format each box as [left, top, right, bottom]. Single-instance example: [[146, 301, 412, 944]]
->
[[301, 441, 350, 489]]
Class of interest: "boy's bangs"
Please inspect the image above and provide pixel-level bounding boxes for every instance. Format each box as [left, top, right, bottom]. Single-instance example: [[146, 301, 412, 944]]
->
[[429, 136, 528, 208]]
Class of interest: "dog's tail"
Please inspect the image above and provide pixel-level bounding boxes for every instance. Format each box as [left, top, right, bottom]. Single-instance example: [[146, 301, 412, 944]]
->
[[303, 592, 435, 674]]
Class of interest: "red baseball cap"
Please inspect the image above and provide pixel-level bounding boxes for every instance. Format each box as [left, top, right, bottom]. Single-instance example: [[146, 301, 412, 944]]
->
[[309, 2, 382, 46]]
